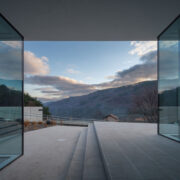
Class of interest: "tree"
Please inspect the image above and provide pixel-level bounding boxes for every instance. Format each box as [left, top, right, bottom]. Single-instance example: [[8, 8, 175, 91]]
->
[[24, 93, 42, 106], [130, 86, 158, 123], [24, 93, 51, 116], [43, 106, 51, 116]]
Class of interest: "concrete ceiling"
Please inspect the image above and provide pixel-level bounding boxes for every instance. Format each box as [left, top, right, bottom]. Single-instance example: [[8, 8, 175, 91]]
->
[[0, 0, 179, 41]]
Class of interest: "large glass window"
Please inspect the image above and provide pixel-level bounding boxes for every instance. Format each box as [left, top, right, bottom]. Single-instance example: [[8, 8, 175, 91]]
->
[[0, 14, 23, 169], [158, 15, 180, 141]]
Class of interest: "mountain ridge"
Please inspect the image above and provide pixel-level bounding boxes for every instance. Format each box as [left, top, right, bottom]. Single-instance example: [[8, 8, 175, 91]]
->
[[46, 80, 157, 119]]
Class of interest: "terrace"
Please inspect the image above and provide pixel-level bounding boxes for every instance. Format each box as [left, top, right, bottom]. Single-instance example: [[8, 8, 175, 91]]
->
[[1, 122, 180, 180], [0, 0, 180, 179]]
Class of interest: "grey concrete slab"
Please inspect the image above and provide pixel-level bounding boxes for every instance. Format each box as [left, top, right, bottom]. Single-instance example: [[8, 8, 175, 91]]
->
[[66, 127, 87, 180], [2, 122, 180, 180], [94, 122, 180, 180], [83, 123, 106, 180], [0, 126, 84, 180]]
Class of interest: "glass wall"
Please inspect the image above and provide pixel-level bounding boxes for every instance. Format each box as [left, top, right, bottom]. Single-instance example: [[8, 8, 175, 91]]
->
[[0, 14, 23, 169], [158, 15, 180, 141]]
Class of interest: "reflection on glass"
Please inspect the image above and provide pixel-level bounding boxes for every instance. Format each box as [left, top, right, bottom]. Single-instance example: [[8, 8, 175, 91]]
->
[[0, 15, 23, 169], [158, 16, 180, 141]]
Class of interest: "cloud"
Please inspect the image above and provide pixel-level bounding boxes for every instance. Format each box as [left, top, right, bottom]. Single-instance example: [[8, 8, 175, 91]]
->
[[158, 49, 179, 79], [25, 41, 158, 102], [115, 60, 157, 84], [1, 41, 21, 48], [37, 97, 63, 103], [0, 41, 50, 77], [97, 42, 158, 89], [97, 42, 157, 88], [26, 49, 157, 101], [25, 75, 97, 99], [24, 51, 49, 75], [35, 87, 68, 101], [66, 68, 80, 74], [25, 75, 84, 90], [105, 75, 116, 80], [129, 41, 157, 56], [160, 41, 178, 49], [0, 41, 49, 76], [0, 42, 22, 80], [140, 50, 157, 63], [120, 41, 157, 84], [41, 56, 48, 61]]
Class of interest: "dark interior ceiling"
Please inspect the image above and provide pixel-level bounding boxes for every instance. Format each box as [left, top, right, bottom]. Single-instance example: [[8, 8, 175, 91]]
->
[[0, 0, 179, 41]]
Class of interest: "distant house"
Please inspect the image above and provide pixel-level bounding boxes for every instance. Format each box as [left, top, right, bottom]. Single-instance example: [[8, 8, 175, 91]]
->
[[104, 114, 119, 122], [24, 106, 43, 122], [135, 117, 145, 122]]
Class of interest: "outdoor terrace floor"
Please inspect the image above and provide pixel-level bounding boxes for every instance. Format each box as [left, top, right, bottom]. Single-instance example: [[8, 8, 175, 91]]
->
[[94, 122, 180, 180], [0, 126, 84, 180], [0, 122, 180, 180]]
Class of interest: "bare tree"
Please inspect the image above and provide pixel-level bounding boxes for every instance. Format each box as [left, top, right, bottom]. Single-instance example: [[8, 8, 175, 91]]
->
[[130, 86, 158, 123]]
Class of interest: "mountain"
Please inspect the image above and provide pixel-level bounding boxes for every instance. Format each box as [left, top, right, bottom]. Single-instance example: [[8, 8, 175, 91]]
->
[[46, 81, 157, 119], [0, 79, 22, 91], [159, 88, 178, 106], [0, 85, 22, 106]]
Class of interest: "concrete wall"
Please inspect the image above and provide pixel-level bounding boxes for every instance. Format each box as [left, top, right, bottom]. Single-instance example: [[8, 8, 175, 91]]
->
[[24, 107, 43, 122]]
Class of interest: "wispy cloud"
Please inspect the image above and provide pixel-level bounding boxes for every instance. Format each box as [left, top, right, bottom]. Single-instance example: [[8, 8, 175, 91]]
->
[[66, 68, 80, 74]]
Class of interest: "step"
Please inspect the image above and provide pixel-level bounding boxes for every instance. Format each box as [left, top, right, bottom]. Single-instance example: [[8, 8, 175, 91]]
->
[[94, 122, 176, 180], [94, 122, 146, 180], [94, 121, 143, 180], [66, 127, 87, 180], [83, 123, 107, 180]]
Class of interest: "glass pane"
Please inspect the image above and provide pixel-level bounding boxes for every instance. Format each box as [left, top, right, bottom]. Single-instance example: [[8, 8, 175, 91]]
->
[[0, 15, 23, 169], [158, 16, 180, 141]]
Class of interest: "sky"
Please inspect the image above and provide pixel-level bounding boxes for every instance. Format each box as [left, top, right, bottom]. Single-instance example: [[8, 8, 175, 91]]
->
[[23, 41, 157, 102]]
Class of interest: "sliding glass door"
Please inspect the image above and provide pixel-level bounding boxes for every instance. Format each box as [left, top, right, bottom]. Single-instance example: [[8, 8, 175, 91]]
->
[[158, 15, 180, 141], [0, 14, 23, 169]]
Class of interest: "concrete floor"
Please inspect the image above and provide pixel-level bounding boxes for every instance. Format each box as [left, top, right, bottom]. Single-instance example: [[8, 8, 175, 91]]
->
[[94, 122, 180, 180], [0, 126, 84, 180], [1, 123, 180, 180]]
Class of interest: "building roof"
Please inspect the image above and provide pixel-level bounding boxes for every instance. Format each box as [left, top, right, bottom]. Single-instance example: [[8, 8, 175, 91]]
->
[[104, 114, 119, 120]]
